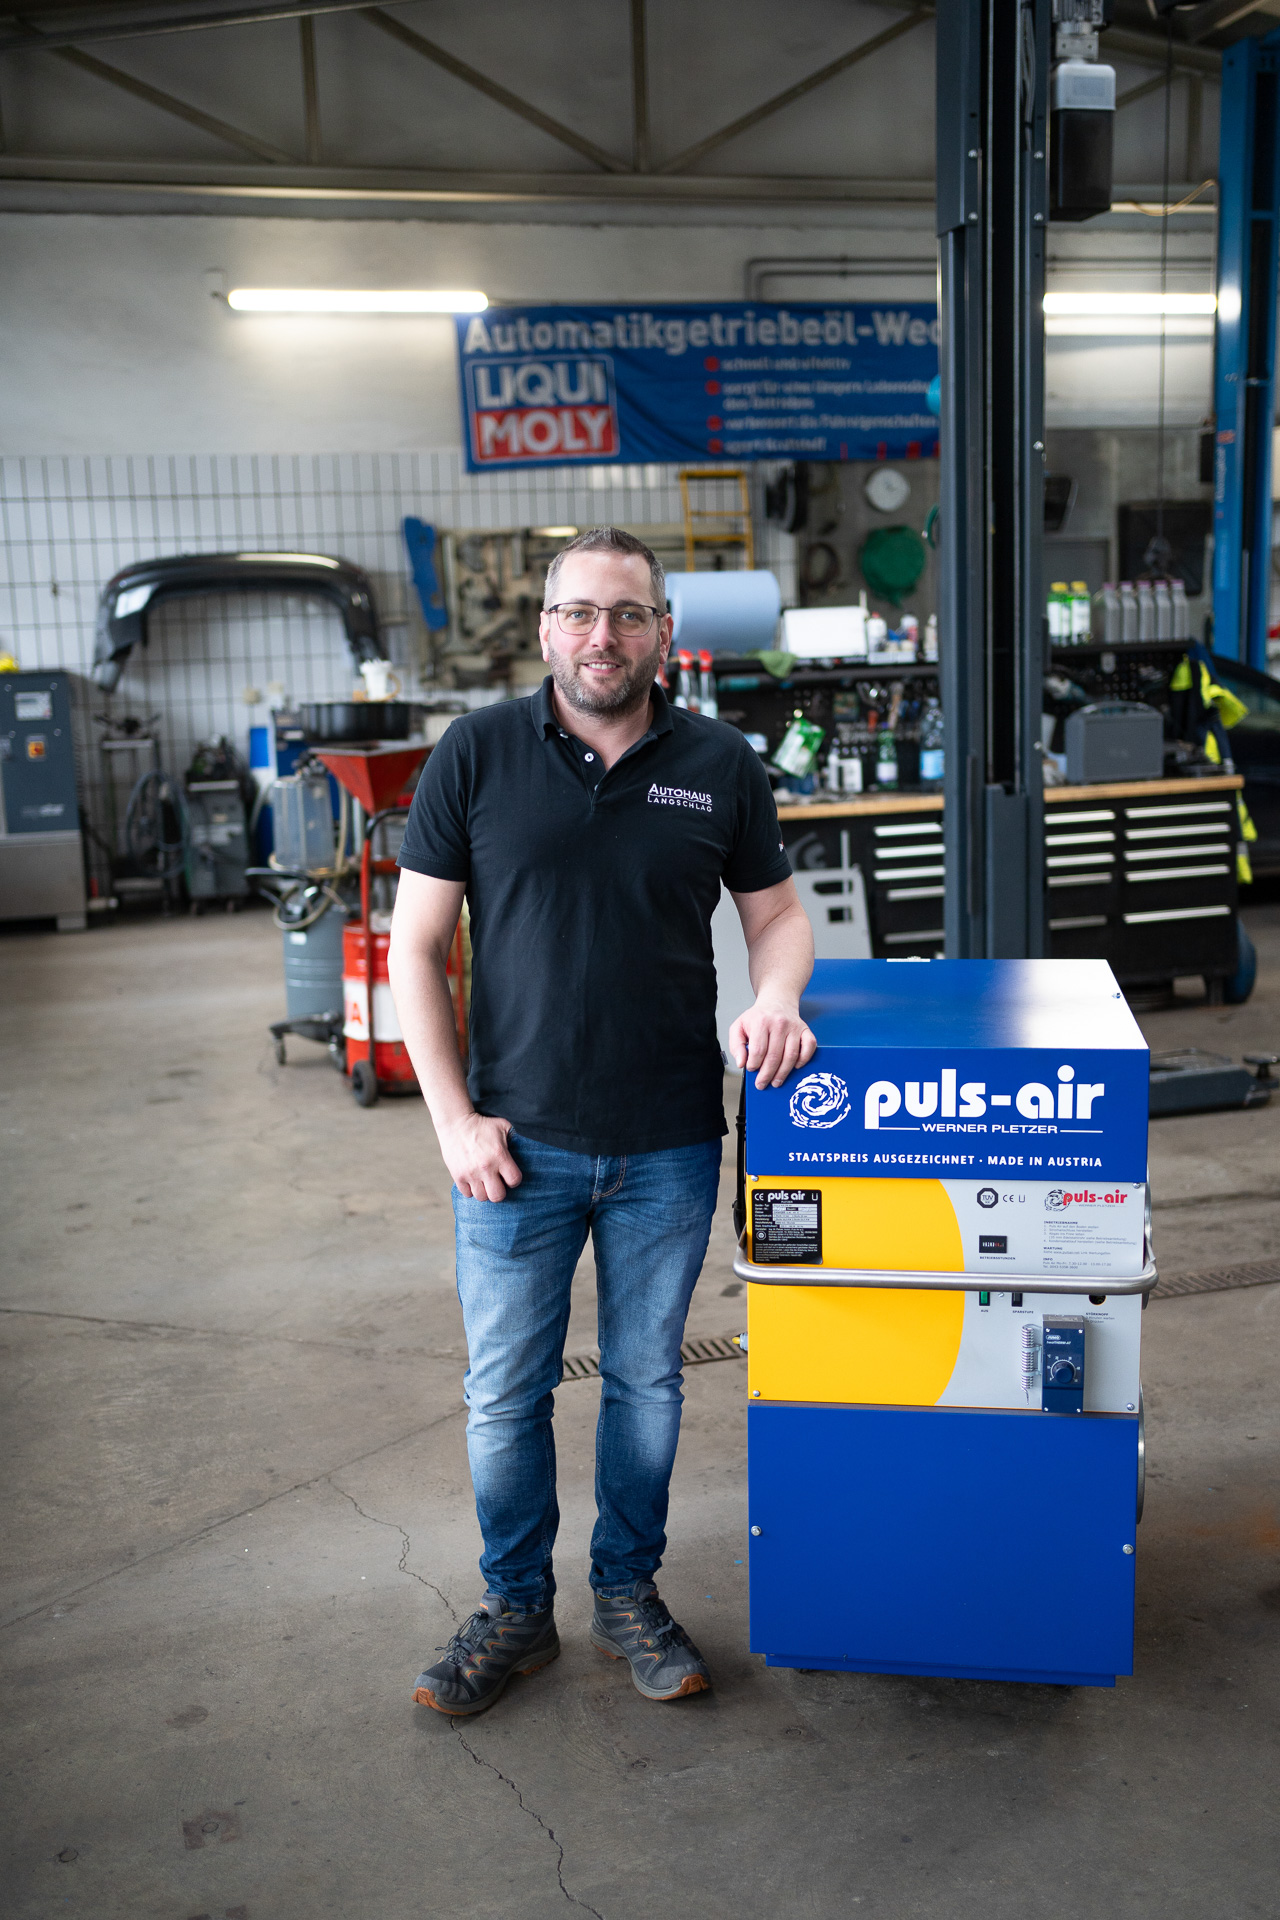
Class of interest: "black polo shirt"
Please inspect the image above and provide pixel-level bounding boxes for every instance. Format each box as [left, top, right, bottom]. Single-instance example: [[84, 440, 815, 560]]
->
[[397, 676, 791, 1156]]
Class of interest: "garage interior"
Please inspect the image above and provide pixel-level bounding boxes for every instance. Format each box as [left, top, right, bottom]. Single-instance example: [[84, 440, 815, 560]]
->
[[2, 2, 1280, 1916]]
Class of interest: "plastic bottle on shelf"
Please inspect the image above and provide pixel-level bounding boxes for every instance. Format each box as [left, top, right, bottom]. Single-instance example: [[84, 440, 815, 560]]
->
[[866, 609, 889, 660], [1119, 581, 1139, 643], [923, 613, 939, 661], [875, 719, 899, 789], [1137, 580, 1156, 642], [1171, 578, 1189, 641], [1069, 582, 1092, 644], [1154, 579, 1173, 642], [1094, 583, 1123, 646], [918, 697, 945, 788], [901, 612, 920, 659], [1047, 581, 1071, 643]]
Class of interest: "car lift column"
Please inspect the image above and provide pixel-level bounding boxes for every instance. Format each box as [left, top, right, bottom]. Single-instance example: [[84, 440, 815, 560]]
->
[[1212, 29, 1280, 673], [936, 0, 1049, 957]]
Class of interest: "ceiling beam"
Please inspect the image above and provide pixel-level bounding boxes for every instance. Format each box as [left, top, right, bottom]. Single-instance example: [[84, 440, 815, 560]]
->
[[630, 0, 649, 174], [0, 154, 1215, 212], [657, 7, 932, 175], [0, 152, 940, 203], [51, 43, 294, 160], [1181, 0, 1273, 43], [360, 7, 628, 174], [0, 0, 411, 55]]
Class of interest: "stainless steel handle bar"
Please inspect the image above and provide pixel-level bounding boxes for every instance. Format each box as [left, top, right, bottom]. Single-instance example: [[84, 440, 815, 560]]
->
[[733, 1231, 1158, 1298]]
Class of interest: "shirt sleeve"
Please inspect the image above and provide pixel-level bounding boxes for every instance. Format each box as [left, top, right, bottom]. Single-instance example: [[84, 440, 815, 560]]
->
[[722, 735, 793, 893], [396, 723, 472, 882]]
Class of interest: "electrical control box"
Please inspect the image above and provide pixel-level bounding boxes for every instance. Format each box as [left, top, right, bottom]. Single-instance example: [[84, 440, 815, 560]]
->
[[1042, 1315, 1087, 1414], [0, 669, 87, 929]]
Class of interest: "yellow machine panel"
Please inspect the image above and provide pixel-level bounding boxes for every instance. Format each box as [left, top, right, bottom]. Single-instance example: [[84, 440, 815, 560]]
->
[[748, 1283, 966, 1406], [749, 1176, 965, 1272]]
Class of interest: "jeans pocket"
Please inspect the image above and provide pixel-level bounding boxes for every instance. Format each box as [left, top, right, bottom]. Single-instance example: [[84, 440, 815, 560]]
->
[[452, 1185, 526, 1255]]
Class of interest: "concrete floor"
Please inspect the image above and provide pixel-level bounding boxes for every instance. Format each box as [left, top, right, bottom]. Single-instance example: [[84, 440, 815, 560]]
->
[[2, 902, 1279, 1920]]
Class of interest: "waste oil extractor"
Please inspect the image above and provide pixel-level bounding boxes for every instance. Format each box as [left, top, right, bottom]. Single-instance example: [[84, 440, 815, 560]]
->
[[735, 958, 1153, 1688]]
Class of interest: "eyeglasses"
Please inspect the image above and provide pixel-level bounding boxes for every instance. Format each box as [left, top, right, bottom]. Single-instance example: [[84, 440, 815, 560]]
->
[[546, 601, 661, 639]]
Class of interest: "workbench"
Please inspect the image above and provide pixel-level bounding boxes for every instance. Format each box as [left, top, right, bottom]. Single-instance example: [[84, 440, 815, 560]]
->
[[776, 773, 1244, 991]]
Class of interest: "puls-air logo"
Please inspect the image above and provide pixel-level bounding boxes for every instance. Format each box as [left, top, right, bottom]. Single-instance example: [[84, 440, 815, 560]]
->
[[1046, 1187, 1131, 1210], [863, 1065, 1104, 1127], [789, 1073, 851, 1130]]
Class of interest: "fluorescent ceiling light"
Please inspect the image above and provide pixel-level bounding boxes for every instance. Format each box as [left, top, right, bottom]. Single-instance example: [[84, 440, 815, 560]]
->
[[226, 288, 488, 313], [1043, 291, 1216, 316], [1046, 317, 1214, 337]]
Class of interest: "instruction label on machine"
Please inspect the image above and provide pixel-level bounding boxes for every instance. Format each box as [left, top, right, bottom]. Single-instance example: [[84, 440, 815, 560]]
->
[[752, 1189, 822, 1264], [949, 1181, 1146, 1277]]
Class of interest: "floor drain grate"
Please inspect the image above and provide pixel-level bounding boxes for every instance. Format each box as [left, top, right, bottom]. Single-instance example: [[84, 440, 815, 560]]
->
[[1153, 1261, 1280, 1299], [561, 1332, 743, 1383]]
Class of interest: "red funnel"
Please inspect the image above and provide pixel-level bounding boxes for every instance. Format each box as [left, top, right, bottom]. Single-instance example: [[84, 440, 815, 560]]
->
[[315, 745, 429, 813]]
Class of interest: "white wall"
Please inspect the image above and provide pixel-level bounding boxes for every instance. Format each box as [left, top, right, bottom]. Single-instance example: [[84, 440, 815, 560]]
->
[[2, 213, 1218, 456], [1, 213, 946, 456]]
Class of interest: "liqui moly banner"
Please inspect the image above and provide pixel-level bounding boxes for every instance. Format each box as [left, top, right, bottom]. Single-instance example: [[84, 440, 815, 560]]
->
[[455, 302, 940, 472]]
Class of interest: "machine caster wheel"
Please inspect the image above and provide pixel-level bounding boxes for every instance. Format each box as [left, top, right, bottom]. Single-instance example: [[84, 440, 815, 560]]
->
[[274, 1036, 287, 1066], [328, 1039, 347, 1073], [351, 1060, 379, 1107]]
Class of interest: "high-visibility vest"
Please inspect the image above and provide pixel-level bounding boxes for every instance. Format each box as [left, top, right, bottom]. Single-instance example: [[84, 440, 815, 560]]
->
[[1169, 648, 1257, 882]]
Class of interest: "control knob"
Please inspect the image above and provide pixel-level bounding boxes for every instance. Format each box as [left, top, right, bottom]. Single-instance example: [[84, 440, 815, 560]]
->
[[1047, 1358, 1077, 1387]]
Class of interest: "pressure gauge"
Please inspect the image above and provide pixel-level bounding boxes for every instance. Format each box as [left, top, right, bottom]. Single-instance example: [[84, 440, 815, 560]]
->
[[865, 466, 911, 513]]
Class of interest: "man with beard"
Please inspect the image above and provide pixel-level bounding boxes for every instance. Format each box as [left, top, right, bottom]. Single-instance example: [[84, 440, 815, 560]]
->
[[389, 525, 815, 1715]]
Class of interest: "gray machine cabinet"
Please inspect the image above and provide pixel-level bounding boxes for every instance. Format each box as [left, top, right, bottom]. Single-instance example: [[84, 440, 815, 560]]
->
[[1065, 703, 1165, 785], [0, 670, 87, 929], [185, 780, 250, 902]]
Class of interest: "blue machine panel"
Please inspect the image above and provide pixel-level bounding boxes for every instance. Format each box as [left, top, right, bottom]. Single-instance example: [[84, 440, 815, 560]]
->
[[1213, 31, 1280, 671], [747, 959, 1149, 1183], [0, 671, 80, 835], [748, 1402, 1138, 1686]]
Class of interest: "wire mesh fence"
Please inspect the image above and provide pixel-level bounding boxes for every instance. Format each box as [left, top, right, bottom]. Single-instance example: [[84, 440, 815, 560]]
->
[[0, 450, 795, 892]]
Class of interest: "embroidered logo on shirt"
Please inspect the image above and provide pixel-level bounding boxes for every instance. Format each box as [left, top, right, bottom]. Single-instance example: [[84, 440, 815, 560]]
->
[[647, 783, 713, 812]]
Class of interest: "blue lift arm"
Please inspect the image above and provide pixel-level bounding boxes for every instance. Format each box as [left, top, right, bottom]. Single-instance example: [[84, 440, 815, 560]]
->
[[1213, 29, 1280, 671]]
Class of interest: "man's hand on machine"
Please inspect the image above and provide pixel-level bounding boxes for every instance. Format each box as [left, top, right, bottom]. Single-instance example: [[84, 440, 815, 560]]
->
[[730, 999, 817, 1090], [437, 1112, 523, 1202]]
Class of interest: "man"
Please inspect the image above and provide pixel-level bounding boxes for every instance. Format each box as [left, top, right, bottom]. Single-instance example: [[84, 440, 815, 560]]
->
[[388, 525, 815, 1716]]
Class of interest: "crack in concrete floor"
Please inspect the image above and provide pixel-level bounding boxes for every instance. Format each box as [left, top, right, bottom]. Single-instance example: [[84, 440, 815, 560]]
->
[[325, 1480, 606, 1919], [0, 1401, 466, 1635], [325, 1478, 459, 1622], [452, 1720, 607, 1920]]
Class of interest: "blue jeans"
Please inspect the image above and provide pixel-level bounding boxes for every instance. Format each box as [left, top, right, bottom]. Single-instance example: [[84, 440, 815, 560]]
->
[[452, 1129, 722, 1610]]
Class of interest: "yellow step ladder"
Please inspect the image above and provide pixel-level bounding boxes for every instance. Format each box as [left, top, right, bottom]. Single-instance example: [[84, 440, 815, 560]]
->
[[678, 467, 755, 571]]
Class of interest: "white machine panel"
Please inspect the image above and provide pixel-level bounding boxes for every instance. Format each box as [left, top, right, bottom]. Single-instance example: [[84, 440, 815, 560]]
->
[[938, 1290, 1142, 1412]]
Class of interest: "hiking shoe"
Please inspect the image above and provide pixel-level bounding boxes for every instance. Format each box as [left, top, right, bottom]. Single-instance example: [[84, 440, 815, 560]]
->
[[590, 1583, 711, 1701], [412, 1593, 559, 1716]]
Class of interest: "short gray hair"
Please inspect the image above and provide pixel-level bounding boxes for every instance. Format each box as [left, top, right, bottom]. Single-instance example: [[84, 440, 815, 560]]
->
[[543, 526, 666, 612]]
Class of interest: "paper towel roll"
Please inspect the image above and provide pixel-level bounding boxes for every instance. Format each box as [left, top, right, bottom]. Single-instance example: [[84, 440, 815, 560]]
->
[[665, 570, 781, 655]]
